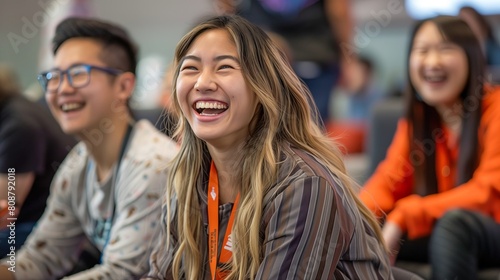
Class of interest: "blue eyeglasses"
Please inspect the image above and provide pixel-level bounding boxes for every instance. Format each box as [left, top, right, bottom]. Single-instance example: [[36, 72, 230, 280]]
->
[[37, 64, 123, 93]]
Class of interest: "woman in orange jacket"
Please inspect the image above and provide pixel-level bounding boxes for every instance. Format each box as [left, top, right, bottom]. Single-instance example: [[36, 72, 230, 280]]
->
[[360, 15, 500, 276]]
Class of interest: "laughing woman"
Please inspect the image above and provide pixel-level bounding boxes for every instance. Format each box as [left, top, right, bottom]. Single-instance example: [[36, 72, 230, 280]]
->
[[360, 15, 500, 279], [144, 15, 392, 280]]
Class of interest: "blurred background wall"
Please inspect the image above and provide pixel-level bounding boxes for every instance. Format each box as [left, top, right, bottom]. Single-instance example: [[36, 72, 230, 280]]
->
[[1, 0, 499, 109]]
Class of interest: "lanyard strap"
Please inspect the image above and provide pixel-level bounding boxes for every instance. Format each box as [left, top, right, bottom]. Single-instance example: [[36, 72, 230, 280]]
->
[[101, 123, 133, 252], [85, 123, 133, 263], [208, 161, 240, 280]]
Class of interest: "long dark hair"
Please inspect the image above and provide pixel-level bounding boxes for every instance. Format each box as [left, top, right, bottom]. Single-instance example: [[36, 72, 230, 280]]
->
[[405, 16, 485, 195]]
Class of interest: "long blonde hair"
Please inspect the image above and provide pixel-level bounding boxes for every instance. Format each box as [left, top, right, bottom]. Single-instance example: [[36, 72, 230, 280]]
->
[[166, 15, 384, 280]]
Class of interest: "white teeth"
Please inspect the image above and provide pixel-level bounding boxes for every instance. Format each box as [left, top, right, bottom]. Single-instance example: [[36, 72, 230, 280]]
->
[[195, 101, 228, 110], [425, 74, 446, 82], [200, 112, 219, 116], [61, 103, 83, 112]]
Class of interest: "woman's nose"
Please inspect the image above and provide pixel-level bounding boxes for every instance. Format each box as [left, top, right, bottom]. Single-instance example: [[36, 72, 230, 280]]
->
[[194, 70, 217, 92], [423, 49, 442, 68]]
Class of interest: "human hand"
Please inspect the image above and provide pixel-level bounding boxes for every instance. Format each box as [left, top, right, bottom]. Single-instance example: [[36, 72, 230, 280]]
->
[[0, 265, 15, 280], [0, 200, 7, 211], [382, 221, 403, 265], [0, 199, 19, 230]]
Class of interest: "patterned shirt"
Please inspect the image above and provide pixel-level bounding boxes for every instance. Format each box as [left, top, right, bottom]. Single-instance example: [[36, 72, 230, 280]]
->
[[2, 120, 179, 280], [146, 143, 393, 279]]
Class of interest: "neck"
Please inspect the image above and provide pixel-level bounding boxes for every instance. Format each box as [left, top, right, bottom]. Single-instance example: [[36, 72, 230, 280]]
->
[[82, 116, 132, 182], [208, 144, 242, 204], [436, 102, 462, 145]]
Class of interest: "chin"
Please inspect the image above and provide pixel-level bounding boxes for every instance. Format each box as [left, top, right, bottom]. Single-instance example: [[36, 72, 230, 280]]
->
[[61, 127, 79, 136], [420, 97, 440, 106], [191, 126, 217, 139], [59, 122, 84, 136], [194, 133, 216, 143], [195, 131, 228, 145]]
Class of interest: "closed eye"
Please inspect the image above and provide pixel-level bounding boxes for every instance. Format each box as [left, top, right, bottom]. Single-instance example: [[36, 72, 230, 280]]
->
[[412, 47, 427, 54], [439, 44, 458, 51], [218, 64, 234, 70], [181, 65, 198, 71]]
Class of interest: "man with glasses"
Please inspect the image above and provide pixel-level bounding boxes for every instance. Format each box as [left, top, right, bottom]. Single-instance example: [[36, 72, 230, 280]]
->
[[0, 17, 179, 279]]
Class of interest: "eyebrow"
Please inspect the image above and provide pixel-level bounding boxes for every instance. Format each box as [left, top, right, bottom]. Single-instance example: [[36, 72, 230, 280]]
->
[[180, 55, 240, 64], [47, 63, 87, 72]]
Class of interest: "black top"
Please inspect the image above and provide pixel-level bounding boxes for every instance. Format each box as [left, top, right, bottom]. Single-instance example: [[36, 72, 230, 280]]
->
[[0, 95, 76, 223], [236, 0, 340, 64]]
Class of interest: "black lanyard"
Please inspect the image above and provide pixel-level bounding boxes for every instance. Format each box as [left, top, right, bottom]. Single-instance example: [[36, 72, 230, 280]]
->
[[86, 123, 133, 263]]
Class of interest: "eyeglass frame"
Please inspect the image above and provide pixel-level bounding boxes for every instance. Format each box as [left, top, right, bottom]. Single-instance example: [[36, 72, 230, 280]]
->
[[37, 63, 124, 93]]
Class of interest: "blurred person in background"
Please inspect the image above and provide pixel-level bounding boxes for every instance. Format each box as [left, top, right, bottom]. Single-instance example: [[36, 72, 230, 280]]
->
[[215, 0, 355, 126], [359, 15, 500, 279], [343, 55, 384, 122], [0, 64, 76, 257], [328, 55, 384, 154], [0, 17, 179, 280], [459, 6, 500, 68]]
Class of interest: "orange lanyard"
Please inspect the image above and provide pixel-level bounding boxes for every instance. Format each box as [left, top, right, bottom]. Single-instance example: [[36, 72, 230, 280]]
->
[[208, 161, 240, 280]]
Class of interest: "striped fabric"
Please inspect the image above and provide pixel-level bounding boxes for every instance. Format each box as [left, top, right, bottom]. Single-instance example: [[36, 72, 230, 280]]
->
[[146, 143, 393, 279]]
